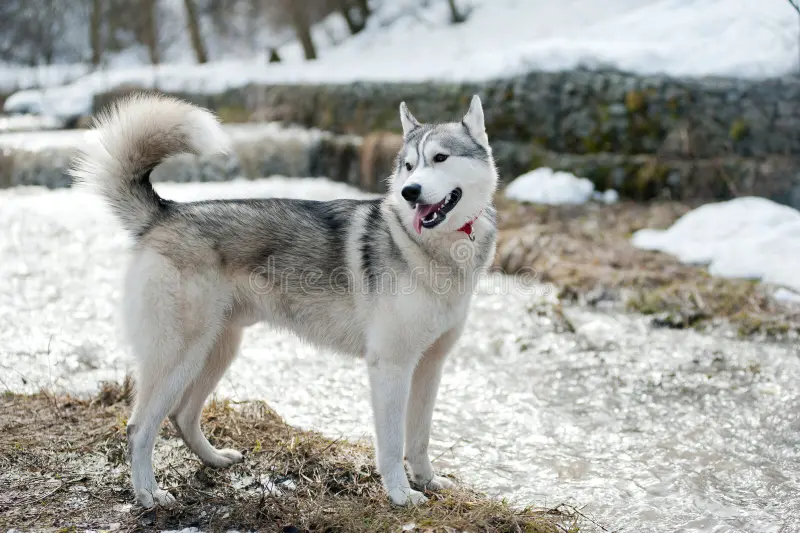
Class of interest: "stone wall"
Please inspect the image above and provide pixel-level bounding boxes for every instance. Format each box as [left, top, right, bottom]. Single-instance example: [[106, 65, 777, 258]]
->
[[90, 68, 800, 207], [234, 71, 798, 159], [0, 124, 369, 192]]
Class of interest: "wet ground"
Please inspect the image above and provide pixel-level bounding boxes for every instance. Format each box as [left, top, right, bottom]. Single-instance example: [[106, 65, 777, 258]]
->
[[2, 178, 799, 533]]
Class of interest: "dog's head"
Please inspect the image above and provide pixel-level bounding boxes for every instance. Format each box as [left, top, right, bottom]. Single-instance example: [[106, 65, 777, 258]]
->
[[391, 95, 497, 236]]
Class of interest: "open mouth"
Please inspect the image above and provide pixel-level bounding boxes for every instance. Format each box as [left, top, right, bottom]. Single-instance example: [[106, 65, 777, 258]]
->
[[411, 188, 462, 234]]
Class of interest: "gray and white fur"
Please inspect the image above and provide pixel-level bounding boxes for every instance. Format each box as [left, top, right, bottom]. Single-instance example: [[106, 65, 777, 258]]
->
[[70, 93, 498, 509]]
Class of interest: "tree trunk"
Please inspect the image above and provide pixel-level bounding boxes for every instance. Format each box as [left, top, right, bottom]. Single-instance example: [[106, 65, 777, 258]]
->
[[288, 2, 317, 60], [340, 1, 365, 35], [90, 0, 103, 66], [183, 0, 207, 63], [446, 0, 466, 24], [142, 0, 160, 64], [340, 4, 358, 34], [355, 0, 370, 17]]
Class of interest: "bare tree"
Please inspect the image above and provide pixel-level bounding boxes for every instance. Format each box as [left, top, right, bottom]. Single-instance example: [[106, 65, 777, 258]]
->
[[339, 0, 370, 35], [789, 0, 800, 74], [140, 0, 160, 64], [183, 0, 208, 63], [0, 0, 86, 66], [354, 0, 370, 17], [90, 0, 103, 66], [446, 0, 467, 24], [285, 0, 317, 60]]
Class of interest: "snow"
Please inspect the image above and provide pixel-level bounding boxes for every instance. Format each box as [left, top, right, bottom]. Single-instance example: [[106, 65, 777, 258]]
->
[[504, 167, 616, 206], [0, 63, 88, 93], [631, 197, 800, 292], [0, 113, 64, 133], [4, 0, 797, 118]]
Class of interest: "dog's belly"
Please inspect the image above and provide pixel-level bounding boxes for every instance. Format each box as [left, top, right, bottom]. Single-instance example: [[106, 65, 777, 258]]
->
[[233, 287, 366, 356]]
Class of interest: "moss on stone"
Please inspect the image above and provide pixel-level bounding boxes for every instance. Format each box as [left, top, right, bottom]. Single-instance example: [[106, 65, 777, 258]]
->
[[580, 128, 614, 154], [624, 90, 646, 113], [532, 135, 549, 148], [528, 149, 547, 171], [729, 118, 750, 141], [582, 165, 614, 190], [628, 159, 670, 199]]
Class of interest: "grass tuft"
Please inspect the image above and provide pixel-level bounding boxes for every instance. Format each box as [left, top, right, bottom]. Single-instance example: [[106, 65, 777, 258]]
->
[[494, 197, 799, 339]]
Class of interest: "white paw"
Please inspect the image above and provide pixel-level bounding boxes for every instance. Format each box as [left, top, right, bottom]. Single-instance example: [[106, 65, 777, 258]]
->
[[204, 448, 243, 468], [411, 471, 456, 491], [424, 475, 455, 491], [387, 486, 429, 506], [137, 488, 177, 509]]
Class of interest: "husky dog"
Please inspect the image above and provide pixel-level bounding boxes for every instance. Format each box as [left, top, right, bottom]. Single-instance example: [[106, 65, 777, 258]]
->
[[70, 93, 498, 508]]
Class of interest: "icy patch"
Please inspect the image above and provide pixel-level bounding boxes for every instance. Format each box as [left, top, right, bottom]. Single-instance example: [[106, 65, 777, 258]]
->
[[504, 167, 616, 206], [631, 197, 800, 292]]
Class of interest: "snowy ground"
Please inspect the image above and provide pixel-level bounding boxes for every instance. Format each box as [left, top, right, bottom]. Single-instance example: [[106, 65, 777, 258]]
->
[[4, 0, 797, 117], [632, 197, 800, 295], [2, 177, 800, 533]]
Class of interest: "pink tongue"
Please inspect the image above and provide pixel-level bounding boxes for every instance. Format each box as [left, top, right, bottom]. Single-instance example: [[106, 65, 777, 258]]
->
[[413, 203, 440, 234]]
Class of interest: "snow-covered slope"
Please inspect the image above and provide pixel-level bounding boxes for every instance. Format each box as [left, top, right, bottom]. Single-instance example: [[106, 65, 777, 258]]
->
[[4, 0, 797, 118], [632, 197, 800, 293]]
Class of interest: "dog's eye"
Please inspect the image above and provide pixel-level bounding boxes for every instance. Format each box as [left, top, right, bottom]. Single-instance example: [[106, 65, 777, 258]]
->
[[405, 162, 412, 171], [433, 153, 449, 163]]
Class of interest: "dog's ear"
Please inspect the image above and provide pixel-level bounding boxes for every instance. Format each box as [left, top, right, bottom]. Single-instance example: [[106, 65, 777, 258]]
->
[[399, 102, 421, 137], [462, 95, 488, 146]]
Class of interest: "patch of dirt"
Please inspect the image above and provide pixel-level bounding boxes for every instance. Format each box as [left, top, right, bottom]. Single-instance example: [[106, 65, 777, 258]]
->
[[493, 198, 800, 339], [0, 381, 578, 533]]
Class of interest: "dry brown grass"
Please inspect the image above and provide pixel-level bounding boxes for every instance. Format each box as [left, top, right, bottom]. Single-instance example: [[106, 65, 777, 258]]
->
[[494, 197, 800, 338], [0, 381, 578, 533]]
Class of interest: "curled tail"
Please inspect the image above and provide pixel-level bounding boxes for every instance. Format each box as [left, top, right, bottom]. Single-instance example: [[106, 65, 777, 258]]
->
[[69, 93, 229, 237]]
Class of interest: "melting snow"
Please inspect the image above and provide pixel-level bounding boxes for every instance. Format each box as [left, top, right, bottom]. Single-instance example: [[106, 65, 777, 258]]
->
[[631, 197, 800, 292], [504, 167, 617, 206]]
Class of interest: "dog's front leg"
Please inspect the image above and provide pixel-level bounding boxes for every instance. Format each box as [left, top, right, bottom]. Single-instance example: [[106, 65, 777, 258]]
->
[[365, 353, 428, 506], [405, 327, 461, 491]]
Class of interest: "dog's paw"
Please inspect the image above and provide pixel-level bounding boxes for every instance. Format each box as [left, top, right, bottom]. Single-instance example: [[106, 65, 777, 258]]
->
[[137, 488, 177, 509], [424, 475, 455, 491], [204, 448, 244, 468], [411, 472, 456, 491], [388, 486, 429, 506]]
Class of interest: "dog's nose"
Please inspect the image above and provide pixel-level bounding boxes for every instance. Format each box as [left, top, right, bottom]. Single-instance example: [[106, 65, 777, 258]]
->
[[402, 184, 422, 202]]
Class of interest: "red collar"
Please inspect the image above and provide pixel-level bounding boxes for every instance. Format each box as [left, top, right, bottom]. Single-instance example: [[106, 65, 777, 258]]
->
[[457, 211, 482, 240]]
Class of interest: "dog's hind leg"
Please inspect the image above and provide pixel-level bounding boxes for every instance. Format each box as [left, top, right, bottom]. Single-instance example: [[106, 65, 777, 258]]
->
[[124, 253, 227, 509], [127, 333, 219, 509], [405, 326, 462, 491], [169, 325, 244, 468]]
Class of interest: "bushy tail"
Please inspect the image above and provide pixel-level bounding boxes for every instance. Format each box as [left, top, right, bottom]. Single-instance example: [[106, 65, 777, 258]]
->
[[69, 93, 229, 237]]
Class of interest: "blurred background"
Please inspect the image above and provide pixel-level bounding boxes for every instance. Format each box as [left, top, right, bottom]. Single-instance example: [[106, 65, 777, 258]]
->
[[1, 2, 800, 533]]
